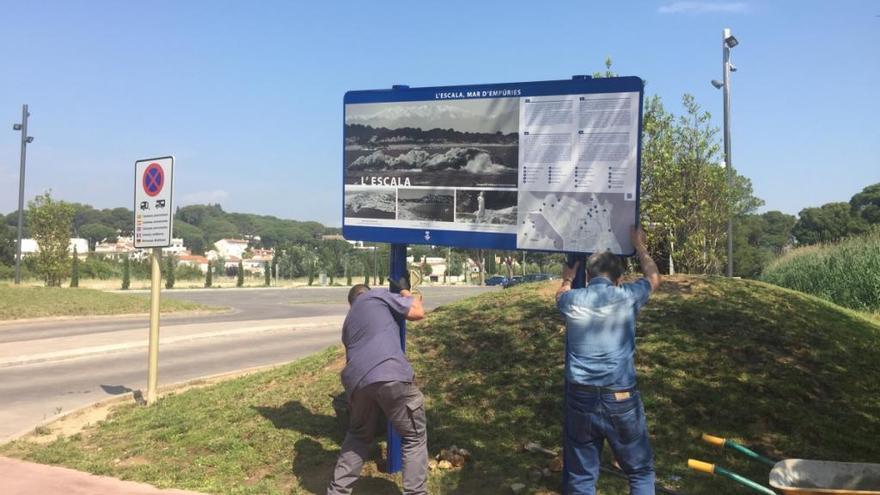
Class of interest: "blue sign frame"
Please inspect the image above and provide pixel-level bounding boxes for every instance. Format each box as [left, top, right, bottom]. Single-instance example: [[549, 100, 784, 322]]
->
[[342, 76, 644, 255]]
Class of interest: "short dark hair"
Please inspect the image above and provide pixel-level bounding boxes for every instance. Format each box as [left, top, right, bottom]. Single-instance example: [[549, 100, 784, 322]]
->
[[348, 284, 370, 305], [586, 251, 624, 282]]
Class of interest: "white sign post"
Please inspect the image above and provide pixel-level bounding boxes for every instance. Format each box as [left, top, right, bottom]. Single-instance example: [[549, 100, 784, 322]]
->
[[133, 156, 174, 406]]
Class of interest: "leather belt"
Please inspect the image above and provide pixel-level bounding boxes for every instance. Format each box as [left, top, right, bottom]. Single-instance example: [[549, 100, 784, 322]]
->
[[568, 382, 637, 395]]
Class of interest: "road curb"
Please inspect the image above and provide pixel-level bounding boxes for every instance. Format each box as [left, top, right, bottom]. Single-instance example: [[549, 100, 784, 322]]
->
[[0, 320, 342, 369], [2, 351, 337, 444]]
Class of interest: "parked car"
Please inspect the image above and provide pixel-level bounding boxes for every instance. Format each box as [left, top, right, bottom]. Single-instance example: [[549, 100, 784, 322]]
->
[[503, 276, 524, 288], [524, 273, 553, 283], [485, 276, 508, 286]]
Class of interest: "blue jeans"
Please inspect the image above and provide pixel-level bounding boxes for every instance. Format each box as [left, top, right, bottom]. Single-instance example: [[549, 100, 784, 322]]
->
[[564, 384, 655, 495]]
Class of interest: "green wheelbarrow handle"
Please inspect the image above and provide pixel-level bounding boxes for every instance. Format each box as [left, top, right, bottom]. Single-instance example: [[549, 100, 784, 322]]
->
[[688, 459, 776, 495], [702, 433, 778, 467]]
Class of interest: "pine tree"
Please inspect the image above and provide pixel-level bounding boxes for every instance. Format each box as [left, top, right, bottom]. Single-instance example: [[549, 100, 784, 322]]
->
[[165, 255, 175, 289], [70, 246, 80, 288], [122, 255, 131, 290], [264, 261, 271, 287], [237, 260, 244, 287], [205, 262, 213, 288]]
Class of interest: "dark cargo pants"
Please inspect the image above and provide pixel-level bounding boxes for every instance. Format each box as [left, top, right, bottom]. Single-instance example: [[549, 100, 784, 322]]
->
[[326, 381, 428, 495]]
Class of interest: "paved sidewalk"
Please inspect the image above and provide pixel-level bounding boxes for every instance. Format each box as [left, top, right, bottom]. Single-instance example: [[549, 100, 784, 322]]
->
[[0, 456, 208, 494]]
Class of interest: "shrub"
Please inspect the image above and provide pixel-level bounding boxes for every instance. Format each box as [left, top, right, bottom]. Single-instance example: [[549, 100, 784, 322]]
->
[[174, 263, 204, 281], [165, 256, 176, 289], [761, 228, 880, 312], [80, 256, 120, 280], [122, 256, 131, 290]]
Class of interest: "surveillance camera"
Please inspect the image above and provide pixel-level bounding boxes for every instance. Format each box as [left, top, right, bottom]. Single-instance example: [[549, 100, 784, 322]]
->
[[26, 136, 34, 143], [711, 80, 723, 89], [729, 63, 738, 72], [13, 123, 22, 131]]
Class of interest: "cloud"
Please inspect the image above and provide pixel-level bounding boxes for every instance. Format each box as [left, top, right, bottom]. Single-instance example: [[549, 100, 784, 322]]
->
[[180, 189, 229, 205], [658, 2, 749, 14]]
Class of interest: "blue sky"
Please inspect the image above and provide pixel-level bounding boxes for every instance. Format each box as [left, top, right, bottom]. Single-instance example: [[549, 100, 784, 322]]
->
[[1, 1, 877, 226]]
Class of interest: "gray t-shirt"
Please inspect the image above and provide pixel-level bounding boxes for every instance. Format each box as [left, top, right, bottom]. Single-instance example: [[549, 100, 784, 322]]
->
[[340, 288, 414, 395]]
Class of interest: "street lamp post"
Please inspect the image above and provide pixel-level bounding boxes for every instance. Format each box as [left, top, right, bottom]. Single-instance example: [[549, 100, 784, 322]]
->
[[712, 28, 738, 277], [12, 104, 35, 285]]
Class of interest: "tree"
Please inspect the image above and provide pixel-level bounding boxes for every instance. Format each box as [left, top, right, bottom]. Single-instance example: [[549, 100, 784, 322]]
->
[[237, 260, 244, 287], [70, 247, 80, 288], [173, 221, 206, 255], [792, 202, 868, 245], [850, 183, 880, 225], [165, 255, 175, 289], [122, 255, 131, 290], [484, 251, 497, 275], [0, 224, 14, 266], [79, 223, 117, 251], [319, 240, 352, 285], [264, 261, 271, 287], [205, 261, 213, 288], [28, 192, 75, 286], [447, 250, 464, 277], [640, 94, 761, 274]]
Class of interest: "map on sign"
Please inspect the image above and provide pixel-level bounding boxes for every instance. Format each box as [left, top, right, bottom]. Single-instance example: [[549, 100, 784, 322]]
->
[[342, 77, 643, 254], [134, 156, 174, 249]]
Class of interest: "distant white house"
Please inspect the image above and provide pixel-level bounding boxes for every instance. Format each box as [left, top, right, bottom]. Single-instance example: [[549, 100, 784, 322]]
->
[[178, 254, 210, 273], [19, 238, 88, 258], [243, 248, 274, 274], [214, 239, 249, 259], [95, 236, 138, 259], [162, 238, 187, 257]]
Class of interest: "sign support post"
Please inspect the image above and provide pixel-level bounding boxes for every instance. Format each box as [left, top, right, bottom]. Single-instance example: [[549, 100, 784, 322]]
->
[[134, 156, 174, 406], [561, 254, 588, 494], [147, 247, 162, 405], [386, 243, 408, 473]]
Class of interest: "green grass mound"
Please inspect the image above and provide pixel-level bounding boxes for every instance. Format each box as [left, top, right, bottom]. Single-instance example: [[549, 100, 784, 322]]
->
[[3, 276, 879, 494], [0, 284, 210, 320], [761, 228, 880, 313]]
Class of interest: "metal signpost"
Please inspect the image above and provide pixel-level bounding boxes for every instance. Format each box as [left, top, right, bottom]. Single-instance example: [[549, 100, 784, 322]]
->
[[134, 156, 175, 405], [342, 77, 644, 478]]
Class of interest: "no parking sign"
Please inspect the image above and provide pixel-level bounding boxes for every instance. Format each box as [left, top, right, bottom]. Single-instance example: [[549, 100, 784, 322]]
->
[[134, 156, 174, 248]]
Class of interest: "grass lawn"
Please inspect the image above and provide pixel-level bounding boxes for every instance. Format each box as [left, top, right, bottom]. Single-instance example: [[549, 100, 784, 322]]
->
[[2, 275, 879, 494], [0, 284, 216, 320]]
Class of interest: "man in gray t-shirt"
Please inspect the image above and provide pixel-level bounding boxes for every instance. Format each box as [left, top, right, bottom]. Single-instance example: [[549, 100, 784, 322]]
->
[[327, 280, 427, 495]]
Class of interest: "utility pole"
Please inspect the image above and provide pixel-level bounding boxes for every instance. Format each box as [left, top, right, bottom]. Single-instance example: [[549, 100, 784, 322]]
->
[[712, 28, 739, 277], [12, 104, 34, 285]]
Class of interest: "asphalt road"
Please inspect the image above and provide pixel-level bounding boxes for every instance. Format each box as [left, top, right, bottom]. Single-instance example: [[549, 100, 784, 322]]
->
[[0, 286, 494, 442]]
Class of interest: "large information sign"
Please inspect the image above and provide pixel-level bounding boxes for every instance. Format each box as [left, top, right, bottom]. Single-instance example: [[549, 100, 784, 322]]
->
[[134, 156, 174, 248], [343, 77, 643, 255]]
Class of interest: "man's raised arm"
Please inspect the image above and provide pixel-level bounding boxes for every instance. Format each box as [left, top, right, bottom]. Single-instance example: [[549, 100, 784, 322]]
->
[[631, 226, 661, 291], [400, 289, 424, 320]]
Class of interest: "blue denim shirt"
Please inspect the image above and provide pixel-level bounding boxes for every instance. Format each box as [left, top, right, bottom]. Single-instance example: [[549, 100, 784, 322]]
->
[[557, 277, 652, 389]]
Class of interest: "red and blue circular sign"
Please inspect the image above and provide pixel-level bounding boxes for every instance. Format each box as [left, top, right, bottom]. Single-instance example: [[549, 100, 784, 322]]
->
[[142, 163, 164, 197]]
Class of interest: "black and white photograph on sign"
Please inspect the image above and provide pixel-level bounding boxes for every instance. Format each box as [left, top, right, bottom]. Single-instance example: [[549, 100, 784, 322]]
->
[[455, 190, 517, 225], [397, 188, 454, 222], [345, 98, 519, 188], [344, 188, 396, 219], [516, 191, 635, 254]]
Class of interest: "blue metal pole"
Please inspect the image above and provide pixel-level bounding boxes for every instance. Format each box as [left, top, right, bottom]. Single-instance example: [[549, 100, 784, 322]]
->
[[387, 243, 408, 473], [562, 253, 588, 494]]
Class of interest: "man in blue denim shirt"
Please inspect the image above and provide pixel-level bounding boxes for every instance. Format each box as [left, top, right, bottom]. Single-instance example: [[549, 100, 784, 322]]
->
[[556, 226, 661, 495]]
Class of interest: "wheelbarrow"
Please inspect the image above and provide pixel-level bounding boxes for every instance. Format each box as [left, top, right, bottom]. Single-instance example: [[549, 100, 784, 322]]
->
[[688, 433, 880, 494]]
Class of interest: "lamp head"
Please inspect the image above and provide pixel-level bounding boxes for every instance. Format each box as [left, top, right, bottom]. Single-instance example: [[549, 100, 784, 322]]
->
[[711, 80, 724, 89], [723, 28, 739, 48]]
